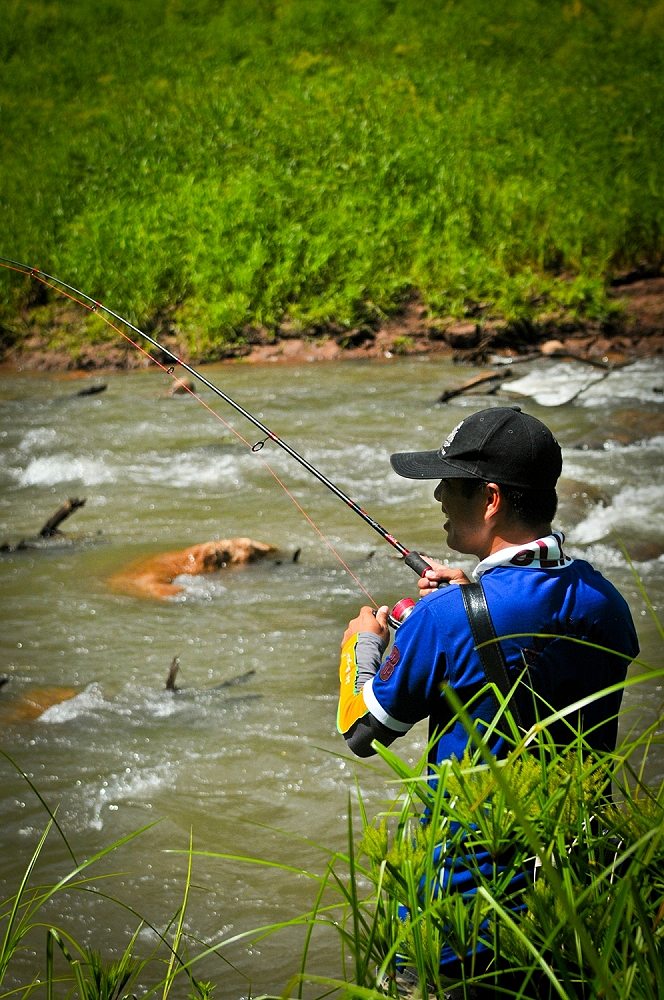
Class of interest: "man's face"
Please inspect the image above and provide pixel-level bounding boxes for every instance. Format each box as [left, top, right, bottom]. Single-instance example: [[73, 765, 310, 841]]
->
[[434, 478, 487, 555]]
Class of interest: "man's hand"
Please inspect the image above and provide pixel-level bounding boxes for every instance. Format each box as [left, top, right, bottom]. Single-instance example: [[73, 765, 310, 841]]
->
[[417, 559, 471, 597], [341, 605, 390, 647]]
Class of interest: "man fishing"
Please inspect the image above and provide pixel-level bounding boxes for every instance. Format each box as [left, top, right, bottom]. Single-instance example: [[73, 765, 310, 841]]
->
[[336, 405, 639, 989]]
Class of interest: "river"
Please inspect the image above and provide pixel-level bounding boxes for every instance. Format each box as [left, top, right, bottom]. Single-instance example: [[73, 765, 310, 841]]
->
[[1, 354, 662, 996]]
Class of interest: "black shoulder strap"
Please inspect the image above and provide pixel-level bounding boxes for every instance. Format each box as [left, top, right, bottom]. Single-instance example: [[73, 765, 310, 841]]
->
[[460, 582, 524, 728]]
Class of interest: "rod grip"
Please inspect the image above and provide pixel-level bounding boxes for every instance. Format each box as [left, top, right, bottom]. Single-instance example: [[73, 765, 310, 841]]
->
[[404, 550, 431, 577]]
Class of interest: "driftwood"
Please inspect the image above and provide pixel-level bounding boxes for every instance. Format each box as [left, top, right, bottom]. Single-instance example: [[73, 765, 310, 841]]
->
[[539, 348, 636, 371], [165, 657, 256, 693], [40, 497, 86, 537], [1, 497, 87, 552], [436, 370, 512, 404]]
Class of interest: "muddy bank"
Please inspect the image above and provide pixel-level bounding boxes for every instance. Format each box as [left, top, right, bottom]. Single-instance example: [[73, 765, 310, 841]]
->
[[241, 274, 664, 367], [2, 273, 662, 373]]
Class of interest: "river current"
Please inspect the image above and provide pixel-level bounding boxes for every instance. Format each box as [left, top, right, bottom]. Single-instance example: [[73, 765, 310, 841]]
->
[[1, 354, 662, 995]]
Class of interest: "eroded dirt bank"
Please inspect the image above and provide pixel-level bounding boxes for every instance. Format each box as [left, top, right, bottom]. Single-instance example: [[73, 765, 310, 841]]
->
[[1, 274, 662, 373]]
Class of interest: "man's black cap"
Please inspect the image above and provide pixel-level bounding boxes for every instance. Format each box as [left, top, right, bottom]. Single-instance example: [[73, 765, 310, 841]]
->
[[390, 406, 562, 490]]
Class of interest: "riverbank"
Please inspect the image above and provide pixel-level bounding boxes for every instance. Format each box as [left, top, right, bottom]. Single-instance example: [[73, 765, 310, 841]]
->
[[240, 272, 664, 367], [2, 272, 663, 374]]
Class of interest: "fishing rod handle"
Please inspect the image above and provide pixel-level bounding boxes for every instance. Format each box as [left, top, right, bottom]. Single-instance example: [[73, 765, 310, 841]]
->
[[404, 550, 432, 577]]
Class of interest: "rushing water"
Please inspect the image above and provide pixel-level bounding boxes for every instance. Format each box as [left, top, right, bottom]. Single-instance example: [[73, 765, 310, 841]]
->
[[1, 355, 663, 995]]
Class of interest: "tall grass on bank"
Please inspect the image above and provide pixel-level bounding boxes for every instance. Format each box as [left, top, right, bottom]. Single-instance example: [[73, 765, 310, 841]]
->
[[2, 667, 663, 998], [1, 0, 663, 360]]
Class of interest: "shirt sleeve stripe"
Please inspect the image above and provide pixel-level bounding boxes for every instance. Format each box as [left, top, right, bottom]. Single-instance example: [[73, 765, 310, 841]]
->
[[363, 678, 413, 733]]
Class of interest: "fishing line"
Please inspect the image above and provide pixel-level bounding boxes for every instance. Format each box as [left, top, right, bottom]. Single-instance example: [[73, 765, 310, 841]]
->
[[0, 257, 431, 600]]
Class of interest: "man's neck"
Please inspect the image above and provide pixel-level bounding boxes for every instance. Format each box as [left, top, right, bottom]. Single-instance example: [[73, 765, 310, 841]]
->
[[481, 523, 552, 561]]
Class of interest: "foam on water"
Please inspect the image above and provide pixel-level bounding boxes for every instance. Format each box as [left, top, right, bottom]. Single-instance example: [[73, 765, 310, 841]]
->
[[507, 358, 663, 407], [40, 684, 180, 724], [35, 677, 259, 734], [563, 434, 664, 457], [569, 484, 664, 545], [7, 441, 246, 492], [598, 434, 664, 453], [126, 449, 242, 487], [86, 762, 176, 831], [16, 453, 116, 487], [18, 427, 59, 451], [508, 364, 606, 406], [578, 359, 664, 406], [575, 543, 664, 579], [37, 683, 108, 723], [562, 433, 664, 496], [2, 404, 435, 503], [171, 573, 229, 602]]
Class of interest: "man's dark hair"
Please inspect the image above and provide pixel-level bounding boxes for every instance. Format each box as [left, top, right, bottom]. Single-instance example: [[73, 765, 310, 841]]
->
[[459, 479, 558, 526], [501, 483, 558, 525]]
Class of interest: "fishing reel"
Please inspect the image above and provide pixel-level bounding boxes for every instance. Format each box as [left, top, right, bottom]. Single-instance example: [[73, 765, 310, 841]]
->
[[388, 597, 416, 629]]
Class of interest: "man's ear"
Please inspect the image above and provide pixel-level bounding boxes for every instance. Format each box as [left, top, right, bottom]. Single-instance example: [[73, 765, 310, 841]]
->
[[484, 481, 502, 519]]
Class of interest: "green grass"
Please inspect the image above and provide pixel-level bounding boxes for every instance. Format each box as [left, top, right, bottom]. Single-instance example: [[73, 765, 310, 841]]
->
[[1, 0, 663, 358]]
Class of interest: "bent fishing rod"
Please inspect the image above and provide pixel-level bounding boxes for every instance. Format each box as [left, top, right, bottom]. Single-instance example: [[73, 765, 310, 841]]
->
[[0, 256, 431, 579]]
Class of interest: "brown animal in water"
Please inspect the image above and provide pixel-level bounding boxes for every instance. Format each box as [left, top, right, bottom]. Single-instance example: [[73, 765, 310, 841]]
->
[[108, 537, 278, 600]]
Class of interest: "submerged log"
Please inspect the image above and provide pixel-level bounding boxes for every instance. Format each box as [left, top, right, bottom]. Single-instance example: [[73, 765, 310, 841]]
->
[[75, 383, 107, 397], [108, 537, 279, 600]]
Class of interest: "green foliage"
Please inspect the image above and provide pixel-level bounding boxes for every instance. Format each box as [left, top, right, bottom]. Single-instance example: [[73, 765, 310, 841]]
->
[[1, 0, 663, 358], [47, 927, 145, 1000]]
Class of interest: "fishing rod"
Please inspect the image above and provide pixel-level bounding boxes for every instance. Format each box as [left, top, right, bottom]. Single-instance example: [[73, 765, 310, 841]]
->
[[0, 256, 431, 583]]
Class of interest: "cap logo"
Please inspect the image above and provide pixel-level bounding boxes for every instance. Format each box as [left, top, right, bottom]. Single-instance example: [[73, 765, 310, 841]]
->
[[441, 419, 464, 455]]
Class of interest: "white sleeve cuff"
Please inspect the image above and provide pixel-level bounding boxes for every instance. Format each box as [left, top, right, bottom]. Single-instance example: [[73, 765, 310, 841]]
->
[[362, 678, 413, 733]]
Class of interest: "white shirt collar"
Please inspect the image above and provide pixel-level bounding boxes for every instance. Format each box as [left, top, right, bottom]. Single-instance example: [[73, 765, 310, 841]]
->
[[473, 531, 573, 580]]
